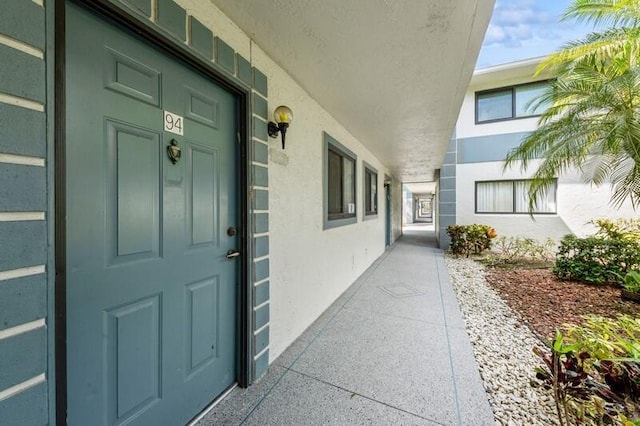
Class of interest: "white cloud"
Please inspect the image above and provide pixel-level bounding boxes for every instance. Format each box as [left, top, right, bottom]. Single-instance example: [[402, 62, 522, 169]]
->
[[482, 0, 556, 48], [477, 0, 596, 67]]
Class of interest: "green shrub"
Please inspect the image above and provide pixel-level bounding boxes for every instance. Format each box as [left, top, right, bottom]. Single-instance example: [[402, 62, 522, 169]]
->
[[446, 224, 496, 257], [553, 234, 640, 285]]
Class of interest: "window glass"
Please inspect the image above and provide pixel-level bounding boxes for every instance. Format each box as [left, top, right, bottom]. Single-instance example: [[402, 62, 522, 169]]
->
[[364, 168, 377, 215], [328, 149, 343, 215], [343, 156, 355, 214], [476, 181, 513, 212], [514, 180, 556, 213], [477, 90, 512, 122], [477, 180, 557, 214], [325, 133, 357, 226], [515, 82, 548, 117]]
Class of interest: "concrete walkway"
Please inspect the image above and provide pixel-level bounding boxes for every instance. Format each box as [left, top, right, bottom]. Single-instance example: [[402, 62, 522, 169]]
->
[[195, 226, 494, 425]]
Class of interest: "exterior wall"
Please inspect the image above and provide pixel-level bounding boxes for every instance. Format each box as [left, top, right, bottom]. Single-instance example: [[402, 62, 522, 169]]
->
[[390, 177, 403, 243], [438, 137, 457, 249], [254, 44, 390, 360], [451, 66, 637, 246], [456, 160, 573, 241], [149, 0, 397, 367], [0, 1, 50, 424], [1, 1, 401, 423]]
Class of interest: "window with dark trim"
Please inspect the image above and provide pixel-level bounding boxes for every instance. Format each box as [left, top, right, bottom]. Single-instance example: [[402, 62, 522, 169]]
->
[[323, 132, 357, 229], [475, 81, 550, 124], [363, 163, 378, 218], [475, 179, 557, 214]]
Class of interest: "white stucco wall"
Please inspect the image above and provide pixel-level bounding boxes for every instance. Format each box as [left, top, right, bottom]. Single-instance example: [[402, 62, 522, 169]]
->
[[177, 0, 395, 361], [456, 160, 638, 243]]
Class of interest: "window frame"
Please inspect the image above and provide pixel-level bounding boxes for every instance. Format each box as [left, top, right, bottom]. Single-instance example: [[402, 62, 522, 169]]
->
[[362, 162, 378, 220], [474, 179, 558, 215], [475, 80, 551, 124], [323, 132, 358, 229]]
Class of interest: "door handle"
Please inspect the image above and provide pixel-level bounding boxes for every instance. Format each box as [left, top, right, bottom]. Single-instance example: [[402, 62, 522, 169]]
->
[[226, 249, 241, 259]]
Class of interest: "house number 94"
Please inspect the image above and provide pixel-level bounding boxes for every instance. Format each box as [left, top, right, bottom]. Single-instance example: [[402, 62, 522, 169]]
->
[[164, 111, 184, 136]]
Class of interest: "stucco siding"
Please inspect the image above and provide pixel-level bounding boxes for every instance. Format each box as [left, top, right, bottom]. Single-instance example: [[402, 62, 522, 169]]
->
[[0, 0, 50, 423], [133, 0, 396, 365]]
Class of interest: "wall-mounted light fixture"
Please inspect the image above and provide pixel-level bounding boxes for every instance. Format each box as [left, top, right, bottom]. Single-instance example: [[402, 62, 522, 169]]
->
[[268, 105, 293, 149]]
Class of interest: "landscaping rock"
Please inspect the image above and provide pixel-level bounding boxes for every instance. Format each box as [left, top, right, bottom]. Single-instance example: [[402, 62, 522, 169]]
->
[[444, 256, 559, 426]]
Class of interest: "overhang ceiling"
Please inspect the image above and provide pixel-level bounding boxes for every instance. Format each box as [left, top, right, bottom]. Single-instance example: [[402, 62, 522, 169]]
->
[[210, 0, 495, 182]]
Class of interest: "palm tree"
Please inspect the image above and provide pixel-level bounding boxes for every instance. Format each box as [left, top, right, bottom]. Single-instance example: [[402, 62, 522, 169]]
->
[[504, 0, 640, 211]]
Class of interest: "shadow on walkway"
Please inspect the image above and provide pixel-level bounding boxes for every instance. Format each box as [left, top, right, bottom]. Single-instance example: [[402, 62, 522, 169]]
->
[[195, 228, 493, 425]]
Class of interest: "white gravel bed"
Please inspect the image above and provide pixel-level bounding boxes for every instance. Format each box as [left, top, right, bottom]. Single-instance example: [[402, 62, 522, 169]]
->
[[444, 256, 559, 426]]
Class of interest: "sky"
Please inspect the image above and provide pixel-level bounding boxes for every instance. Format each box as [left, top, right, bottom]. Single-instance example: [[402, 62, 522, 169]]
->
[[476, 0, 600, 69]]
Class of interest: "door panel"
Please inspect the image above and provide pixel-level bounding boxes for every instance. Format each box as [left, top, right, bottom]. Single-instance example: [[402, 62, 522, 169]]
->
[[189, 146, 218, 246], [66, 3, 238, 425]]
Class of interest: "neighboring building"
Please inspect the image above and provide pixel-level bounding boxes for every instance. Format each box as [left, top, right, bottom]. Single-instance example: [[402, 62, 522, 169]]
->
[[438, 57, 637, 249], [0, 1, 493, 425]]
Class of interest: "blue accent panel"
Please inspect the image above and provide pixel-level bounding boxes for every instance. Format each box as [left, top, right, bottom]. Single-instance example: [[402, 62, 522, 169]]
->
[[440, 177, 456, 191], [0, 164, 46, 211], [0, 221, 46, 271], [253, 165, 268, 187], [252, 93, 268, 120], [253, 141, 268, 165], [440, 203, 456, 216], [254, 259, 269, 282], [443, 151, 456, 165], [440, 164, 456, 178], [0, 327, 45, 392], [215, 37, 235, 73], [189, 17, 213, 60], [458, 131, 532, 163], [254, 304, 269, 329], [119, 0, 152, 17], [254, 236, 269, 258], [252, 68, 268, 97], [236, 54, 251, 85], [0, 275, 46, 331], [157, 0, 186, 41], [447, 138, 456, 152], [0, 46, 45, 103], [254, 213, 268, 233], [0, 104, 45, 157], [1, 0, 45, 49], [0, 382, 47, 425], [254, 350, 269, 379], [253, 117, 268, 141], [254, 326, 269, 354], [439, 190, 456, 203], [253, 190, 268, 211], [254, 281, 269, 306]]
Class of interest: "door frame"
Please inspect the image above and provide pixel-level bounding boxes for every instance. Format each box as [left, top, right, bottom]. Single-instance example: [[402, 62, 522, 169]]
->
[[54, 1, 254, 423], [384, 175, 391, 246]]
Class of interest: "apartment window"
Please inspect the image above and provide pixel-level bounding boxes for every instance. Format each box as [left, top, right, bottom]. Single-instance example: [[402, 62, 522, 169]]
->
[[475, 179, 557, 214], [476, 81, 549, 123], [324, 132, 357, 229], [363, 163, 378, 219]]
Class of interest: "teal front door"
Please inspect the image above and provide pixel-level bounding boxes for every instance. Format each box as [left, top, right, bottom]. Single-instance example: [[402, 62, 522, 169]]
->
[[66, 4, 238, 424]]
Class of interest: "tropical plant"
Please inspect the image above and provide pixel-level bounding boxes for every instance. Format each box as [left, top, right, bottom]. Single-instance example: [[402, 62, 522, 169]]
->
[[621, 270, 640, 292], [504, 0, 640, 211], [533, 315, 640, 425], [482, 235, 556, 267]]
